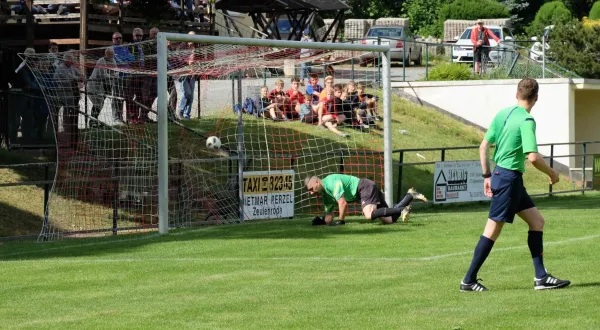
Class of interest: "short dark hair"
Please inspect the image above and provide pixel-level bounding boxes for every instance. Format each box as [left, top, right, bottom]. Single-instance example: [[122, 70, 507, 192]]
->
[[309, 73, 319, 79], [49, 42, 58, 49], [333, 84, 343, 92], [291, 77, 299, 83], [517, 78, 539, 101]]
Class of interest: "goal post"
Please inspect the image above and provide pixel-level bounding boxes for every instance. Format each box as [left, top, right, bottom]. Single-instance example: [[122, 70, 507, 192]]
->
[[156, 33, 393, 234]]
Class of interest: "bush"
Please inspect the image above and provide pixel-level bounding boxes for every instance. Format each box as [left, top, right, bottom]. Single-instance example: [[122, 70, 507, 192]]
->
[[436, 0, 510, 37], [527, 1, 572, 37], [551, 20, 600, 78], [426, 63, 479, 81], [590, 2, 600, 20]]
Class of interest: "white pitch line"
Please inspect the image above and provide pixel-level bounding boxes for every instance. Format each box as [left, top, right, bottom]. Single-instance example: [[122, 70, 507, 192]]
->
[[2, 233, 599, 264]]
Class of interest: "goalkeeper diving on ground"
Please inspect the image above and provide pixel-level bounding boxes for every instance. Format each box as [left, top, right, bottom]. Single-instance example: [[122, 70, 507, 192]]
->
[[304, 174, 428, 226]]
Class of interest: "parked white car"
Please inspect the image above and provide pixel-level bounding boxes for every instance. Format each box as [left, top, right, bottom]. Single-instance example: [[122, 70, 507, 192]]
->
[[359, 26, 424, 66], [530, 25, 554, 62], [452, 25, 514, 64]]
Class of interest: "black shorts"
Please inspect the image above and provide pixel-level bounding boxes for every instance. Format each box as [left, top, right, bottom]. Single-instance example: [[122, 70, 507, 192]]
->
[[474, 47, 489, 63], [357, 179, 388, 209], [488, 166, 535, 223]]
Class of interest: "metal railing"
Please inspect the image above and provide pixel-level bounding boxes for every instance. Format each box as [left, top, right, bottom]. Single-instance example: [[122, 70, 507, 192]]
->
[[393, 141, 599, 202], [335, 37, 579, 82]]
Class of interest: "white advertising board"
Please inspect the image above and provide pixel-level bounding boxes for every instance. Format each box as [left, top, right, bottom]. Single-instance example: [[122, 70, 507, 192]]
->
[[242, 170, 294, 220], [433, 161, 491, 204]]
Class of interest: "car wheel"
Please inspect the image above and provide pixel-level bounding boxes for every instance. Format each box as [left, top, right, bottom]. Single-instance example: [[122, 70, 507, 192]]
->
[[404, 50, 412, 67], [413, 49, 422, 66]]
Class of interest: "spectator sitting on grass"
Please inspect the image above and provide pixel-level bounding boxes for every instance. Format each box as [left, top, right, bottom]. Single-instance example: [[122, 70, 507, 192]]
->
[[318, 87, 349, 138], [268, 79, 290, 117], [319, 75, 334, 101], [305, 73, 323, 106], [286, 77, 304, 119], [256, 86, 287, 121], [343, 81, 370, 129], [299, 93, 317, 124], [357, 83, 380, 121]]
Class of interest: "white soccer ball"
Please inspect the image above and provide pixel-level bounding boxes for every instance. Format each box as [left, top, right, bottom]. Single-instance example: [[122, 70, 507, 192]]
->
[[206, 136, 221, 150]]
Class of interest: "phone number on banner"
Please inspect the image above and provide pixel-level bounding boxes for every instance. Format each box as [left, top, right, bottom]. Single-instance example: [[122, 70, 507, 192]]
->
[[243, 171, 294, 195]]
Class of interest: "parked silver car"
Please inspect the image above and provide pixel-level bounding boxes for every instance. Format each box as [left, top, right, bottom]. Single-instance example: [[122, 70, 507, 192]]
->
[[359, 26, 423, 66]]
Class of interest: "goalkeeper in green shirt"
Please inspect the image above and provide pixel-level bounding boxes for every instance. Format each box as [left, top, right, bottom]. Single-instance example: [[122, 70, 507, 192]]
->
[[304, 174, 428, 225]]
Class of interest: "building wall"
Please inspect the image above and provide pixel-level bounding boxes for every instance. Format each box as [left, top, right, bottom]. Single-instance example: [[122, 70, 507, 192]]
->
[[393, 79, 577, 167], [574, 89, 600, 169]]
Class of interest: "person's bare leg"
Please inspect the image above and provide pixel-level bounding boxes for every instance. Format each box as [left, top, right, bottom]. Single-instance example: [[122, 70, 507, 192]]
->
[[324, 121, 344, 135], [317, 103, 324, 125]]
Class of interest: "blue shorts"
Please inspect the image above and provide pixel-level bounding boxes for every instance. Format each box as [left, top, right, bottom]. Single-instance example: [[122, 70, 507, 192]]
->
[[488, 166, 535, 223]]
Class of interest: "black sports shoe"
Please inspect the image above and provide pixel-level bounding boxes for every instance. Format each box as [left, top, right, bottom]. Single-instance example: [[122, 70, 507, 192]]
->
[[534, 274, 571, 290], [460, 279, 489, 292], [328, 220, 346, 226]]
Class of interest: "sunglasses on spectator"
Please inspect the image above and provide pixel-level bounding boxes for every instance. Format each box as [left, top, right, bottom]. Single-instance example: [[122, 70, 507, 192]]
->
[[134, 34, 143, 37]]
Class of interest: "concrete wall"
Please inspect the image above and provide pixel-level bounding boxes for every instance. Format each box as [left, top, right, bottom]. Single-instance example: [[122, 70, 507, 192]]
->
[[574, 89, 600, 170], [393, 79, 600, 169]]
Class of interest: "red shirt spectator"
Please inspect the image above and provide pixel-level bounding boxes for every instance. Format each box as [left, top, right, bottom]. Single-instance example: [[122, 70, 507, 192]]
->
[[286, 88, 305, 104], [470, 23, 500, 49]]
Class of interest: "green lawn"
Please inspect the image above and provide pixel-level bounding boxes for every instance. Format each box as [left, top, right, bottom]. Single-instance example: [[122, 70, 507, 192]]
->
[[0, 91, 583, 238], [1, 193, 599, 329]]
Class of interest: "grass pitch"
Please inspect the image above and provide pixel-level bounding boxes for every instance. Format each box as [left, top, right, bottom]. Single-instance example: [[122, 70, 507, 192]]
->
[[1, 193, 599, 329]]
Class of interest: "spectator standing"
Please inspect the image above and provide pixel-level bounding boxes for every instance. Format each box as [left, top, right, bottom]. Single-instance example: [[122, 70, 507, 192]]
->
[[140, 27, 159, 122], [299, 29, 313, 86], [52, 52, 83, 148], [111, 32, 131, 125], [126, 27, 146, 123], [470, 19, 500, 75], [177, 31, 197, 119], [87, 48, 116, 127]]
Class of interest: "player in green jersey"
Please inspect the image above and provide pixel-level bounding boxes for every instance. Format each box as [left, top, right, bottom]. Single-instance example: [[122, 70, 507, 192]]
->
[[304, 174, 427, 225]]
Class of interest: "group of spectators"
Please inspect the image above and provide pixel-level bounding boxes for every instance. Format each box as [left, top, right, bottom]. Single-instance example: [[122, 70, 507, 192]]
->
[[1, 0, 207, 23], [5, 25, 204, 145], [246, 74, 381, 138]]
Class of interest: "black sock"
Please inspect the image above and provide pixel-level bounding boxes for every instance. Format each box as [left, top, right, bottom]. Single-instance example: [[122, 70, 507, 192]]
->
[[394, 193, 413, 208], [464, 235, 495, 284], [371, 207, 402, 220], [528, 231, 547, 279]]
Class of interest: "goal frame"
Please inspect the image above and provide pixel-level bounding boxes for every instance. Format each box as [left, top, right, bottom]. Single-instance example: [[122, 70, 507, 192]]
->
[[156, 32, 392, 234]]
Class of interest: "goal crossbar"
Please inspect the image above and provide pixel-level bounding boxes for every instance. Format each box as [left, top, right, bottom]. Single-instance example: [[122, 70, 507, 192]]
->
[[156, 32, 393, 234]]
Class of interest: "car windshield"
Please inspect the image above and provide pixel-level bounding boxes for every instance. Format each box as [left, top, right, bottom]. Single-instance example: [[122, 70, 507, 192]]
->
[[367, 28, 403, 37], [460, 28, 501, 39]]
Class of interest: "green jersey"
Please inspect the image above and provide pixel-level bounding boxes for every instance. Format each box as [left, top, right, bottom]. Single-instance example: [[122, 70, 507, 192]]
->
[[484, 106, 538, 173], [321, 174, 360, 214]]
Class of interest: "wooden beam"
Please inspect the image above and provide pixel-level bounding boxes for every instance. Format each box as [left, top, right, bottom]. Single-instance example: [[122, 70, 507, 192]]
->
[[0, 38, 80, 46], [80, 0, 87, 51], [88, 40, 113, 46], [331, 11, 344, 43], [25, 0, 34, 47]]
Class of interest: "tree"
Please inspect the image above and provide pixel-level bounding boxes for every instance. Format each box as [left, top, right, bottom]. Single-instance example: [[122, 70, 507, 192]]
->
[[435, 0, 510, 37], [527, 1, 573, 36], [401, 0, 452, 37], [560, 0, 595, 19], [590, 1, 600, 19], [344, 0, 406, 19], [498, 0, 546, 34], [550, 20, 600, 78]]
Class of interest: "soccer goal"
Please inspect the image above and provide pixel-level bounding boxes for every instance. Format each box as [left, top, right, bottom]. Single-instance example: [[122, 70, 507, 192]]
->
[[22, 33, 392, 240]]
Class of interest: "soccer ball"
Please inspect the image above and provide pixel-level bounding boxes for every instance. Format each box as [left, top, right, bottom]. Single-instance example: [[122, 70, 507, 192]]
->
[[206, 136, 221, 150]]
